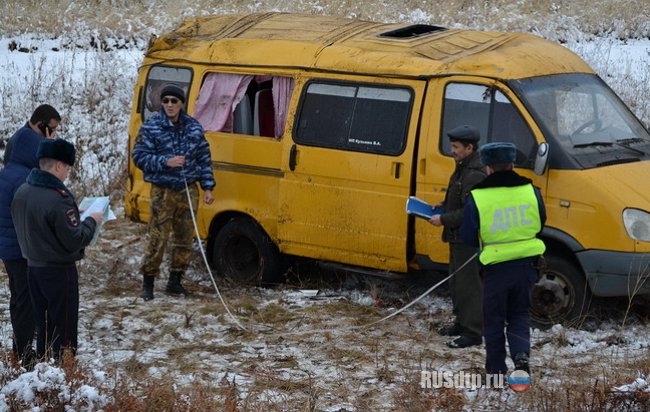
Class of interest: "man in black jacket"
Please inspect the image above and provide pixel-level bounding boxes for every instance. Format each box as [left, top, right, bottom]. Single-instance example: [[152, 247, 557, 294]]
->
[[0, 104, 60, 368], [429, 125, 486, 348], [11, 139, 103, 362]]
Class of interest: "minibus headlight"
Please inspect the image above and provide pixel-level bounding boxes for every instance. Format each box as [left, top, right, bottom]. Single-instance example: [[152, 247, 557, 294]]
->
[[623, 208, 650, 242]]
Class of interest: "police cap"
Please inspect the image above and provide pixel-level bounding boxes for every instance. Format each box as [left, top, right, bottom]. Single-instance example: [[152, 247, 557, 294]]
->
[[479, 142, 517, 166], [37, 138, 76, 166]]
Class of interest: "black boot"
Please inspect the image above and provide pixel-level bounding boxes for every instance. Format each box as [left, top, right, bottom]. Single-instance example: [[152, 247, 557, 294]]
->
[[141, 275, 155, 301], [166, 271, 192, 296], [20, 347, 36, 372], [513, 352, 530, 373]]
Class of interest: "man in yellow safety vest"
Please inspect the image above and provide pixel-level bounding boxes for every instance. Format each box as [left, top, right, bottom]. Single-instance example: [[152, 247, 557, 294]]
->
[[460, 142, 546, 376]]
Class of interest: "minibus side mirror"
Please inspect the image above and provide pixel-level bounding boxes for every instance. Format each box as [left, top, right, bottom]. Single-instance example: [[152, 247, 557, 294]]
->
[[534, 142, 549, 176]]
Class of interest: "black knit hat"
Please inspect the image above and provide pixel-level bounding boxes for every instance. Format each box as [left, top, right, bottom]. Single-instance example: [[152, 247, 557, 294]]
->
[[37, 138, 76, 166], [160, 84, 186, 104], [447, 125, 480, 143]]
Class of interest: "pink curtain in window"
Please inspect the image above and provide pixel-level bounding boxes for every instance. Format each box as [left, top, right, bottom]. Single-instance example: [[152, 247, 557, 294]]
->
[[255, 75, 272, 84], [194, 73, 253, 132], [272, 77, 295, 138]]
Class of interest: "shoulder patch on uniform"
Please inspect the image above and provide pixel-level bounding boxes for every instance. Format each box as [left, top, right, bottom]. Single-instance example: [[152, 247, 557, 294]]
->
[[55, 188, 69, 197], [66, 208, 79, 227]]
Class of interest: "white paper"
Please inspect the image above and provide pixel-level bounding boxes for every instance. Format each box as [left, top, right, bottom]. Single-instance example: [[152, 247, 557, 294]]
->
[[79, 196, 116, 245]]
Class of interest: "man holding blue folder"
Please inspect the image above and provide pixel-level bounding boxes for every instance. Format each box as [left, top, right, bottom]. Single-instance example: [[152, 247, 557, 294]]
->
[[429, 125, 485, 348]]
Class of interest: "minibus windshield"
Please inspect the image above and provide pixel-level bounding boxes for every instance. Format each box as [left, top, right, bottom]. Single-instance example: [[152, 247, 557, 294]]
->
[[511, 73, 650, 169]]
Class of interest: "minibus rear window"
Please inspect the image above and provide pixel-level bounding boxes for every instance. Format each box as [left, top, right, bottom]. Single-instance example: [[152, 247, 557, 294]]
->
[[142, 65, 192, 121], [294, 82, 412, 155]]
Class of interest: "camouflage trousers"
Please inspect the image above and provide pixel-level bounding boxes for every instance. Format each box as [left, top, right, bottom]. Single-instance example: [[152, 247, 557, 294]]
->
[[141, 184, 198, 277]]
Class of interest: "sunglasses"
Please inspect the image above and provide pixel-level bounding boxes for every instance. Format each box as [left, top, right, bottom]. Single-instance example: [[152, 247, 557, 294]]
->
[[162, 97, 180, 105]]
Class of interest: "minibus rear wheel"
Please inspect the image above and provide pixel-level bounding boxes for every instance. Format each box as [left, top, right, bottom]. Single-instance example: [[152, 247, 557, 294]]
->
[[530, 255, 592, 328], [212, 217, 281, 285]]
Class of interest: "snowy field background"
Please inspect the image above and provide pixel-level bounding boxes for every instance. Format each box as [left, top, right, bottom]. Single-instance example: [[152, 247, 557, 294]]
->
[[1, 1, 650, 410]]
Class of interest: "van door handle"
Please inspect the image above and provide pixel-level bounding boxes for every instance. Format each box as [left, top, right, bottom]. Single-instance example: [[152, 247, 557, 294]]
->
[[392, 161, 402, 179], [289, 144, 298, 171]]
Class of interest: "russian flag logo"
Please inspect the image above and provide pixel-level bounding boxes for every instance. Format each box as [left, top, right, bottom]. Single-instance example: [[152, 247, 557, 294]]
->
[[508, 370, 531, 392]]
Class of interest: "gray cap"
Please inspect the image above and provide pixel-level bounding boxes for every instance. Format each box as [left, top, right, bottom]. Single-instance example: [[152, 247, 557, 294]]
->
[[447, 125, 480, 143]]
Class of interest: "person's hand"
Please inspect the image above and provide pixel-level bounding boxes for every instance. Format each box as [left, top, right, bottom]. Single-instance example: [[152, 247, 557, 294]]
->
[[429, 214, 443, 227], [204, 189, 214, 205], [166, 155, 185, 168], [90, 211, 104, 226]]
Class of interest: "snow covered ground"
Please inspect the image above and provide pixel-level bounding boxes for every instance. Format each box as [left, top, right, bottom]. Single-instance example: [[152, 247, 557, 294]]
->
[[2, 23, 650, 411]]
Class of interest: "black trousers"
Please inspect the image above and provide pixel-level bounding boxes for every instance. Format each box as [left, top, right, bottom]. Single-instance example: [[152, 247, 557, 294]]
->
[[28, 265, 79, 361], [448, 243, 482, 339], [482, 259, 537, 374], [3, 258, 35, 359]]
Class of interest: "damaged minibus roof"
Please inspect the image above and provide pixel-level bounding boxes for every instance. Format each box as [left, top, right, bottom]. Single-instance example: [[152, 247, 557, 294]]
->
[[145, 12, 593, 79]]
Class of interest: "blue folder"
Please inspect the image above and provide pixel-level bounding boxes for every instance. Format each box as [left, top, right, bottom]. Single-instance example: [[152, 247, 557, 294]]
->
[[405, 196, 444, 220]]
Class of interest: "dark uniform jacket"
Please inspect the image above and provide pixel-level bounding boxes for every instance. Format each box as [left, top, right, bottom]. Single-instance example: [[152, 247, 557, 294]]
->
[[11, 169, 97, 267], [441, 150, 486, 244]]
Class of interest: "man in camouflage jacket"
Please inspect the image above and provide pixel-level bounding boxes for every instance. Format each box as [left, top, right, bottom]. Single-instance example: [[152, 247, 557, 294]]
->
[[132, 84, 215, 301]]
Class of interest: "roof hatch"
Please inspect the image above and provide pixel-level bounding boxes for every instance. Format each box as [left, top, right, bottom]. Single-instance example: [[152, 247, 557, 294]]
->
[[379, 24, 447, 39]]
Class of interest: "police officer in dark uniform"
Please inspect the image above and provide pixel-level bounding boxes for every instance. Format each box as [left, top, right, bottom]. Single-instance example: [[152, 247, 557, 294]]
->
[[11, 138, 103, 362], [429, 125, 486, 348], [460, 142, 546, 375]]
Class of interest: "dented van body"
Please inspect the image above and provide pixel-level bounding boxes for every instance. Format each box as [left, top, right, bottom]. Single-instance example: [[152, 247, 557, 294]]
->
[[126, 13, 650, 325]]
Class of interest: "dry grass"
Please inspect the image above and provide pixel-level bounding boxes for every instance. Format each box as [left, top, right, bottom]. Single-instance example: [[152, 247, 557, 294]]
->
[[0, 349, 221, 411], [1, 0, 649, 42], [4, 226, 650, 409]]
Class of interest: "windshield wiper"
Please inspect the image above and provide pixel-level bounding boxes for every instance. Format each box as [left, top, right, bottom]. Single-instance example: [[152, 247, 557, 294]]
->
[[573, 141, 612, 148], [573, 140, 646, 156], [596, 157, 640, 167], [615, 138, 647, 155], [617, 137, 645, 144]]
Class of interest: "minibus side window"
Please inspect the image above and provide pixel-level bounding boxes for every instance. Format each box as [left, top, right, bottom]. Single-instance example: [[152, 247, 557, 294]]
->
[[294, 81, 413, 155], [194, 72, 295, 139], [441, 83, 537, 168], [143, 66, 192, 121]]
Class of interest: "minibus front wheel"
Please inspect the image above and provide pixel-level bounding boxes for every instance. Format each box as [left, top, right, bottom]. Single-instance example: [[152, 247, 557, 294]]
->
[[530, 255, 592, 328], [211, 217, 281, 285]]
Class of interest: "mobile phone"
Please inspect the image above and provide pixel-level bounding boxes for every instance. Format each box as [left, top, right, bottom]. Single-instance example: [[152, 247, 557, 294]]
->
[[38, 122, 51, 136]]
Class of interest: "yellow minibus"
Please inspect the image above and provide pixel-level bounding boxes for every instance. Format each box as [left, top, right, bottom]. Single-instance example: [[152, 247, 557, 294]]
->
[[126, 13, 650, 325]]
